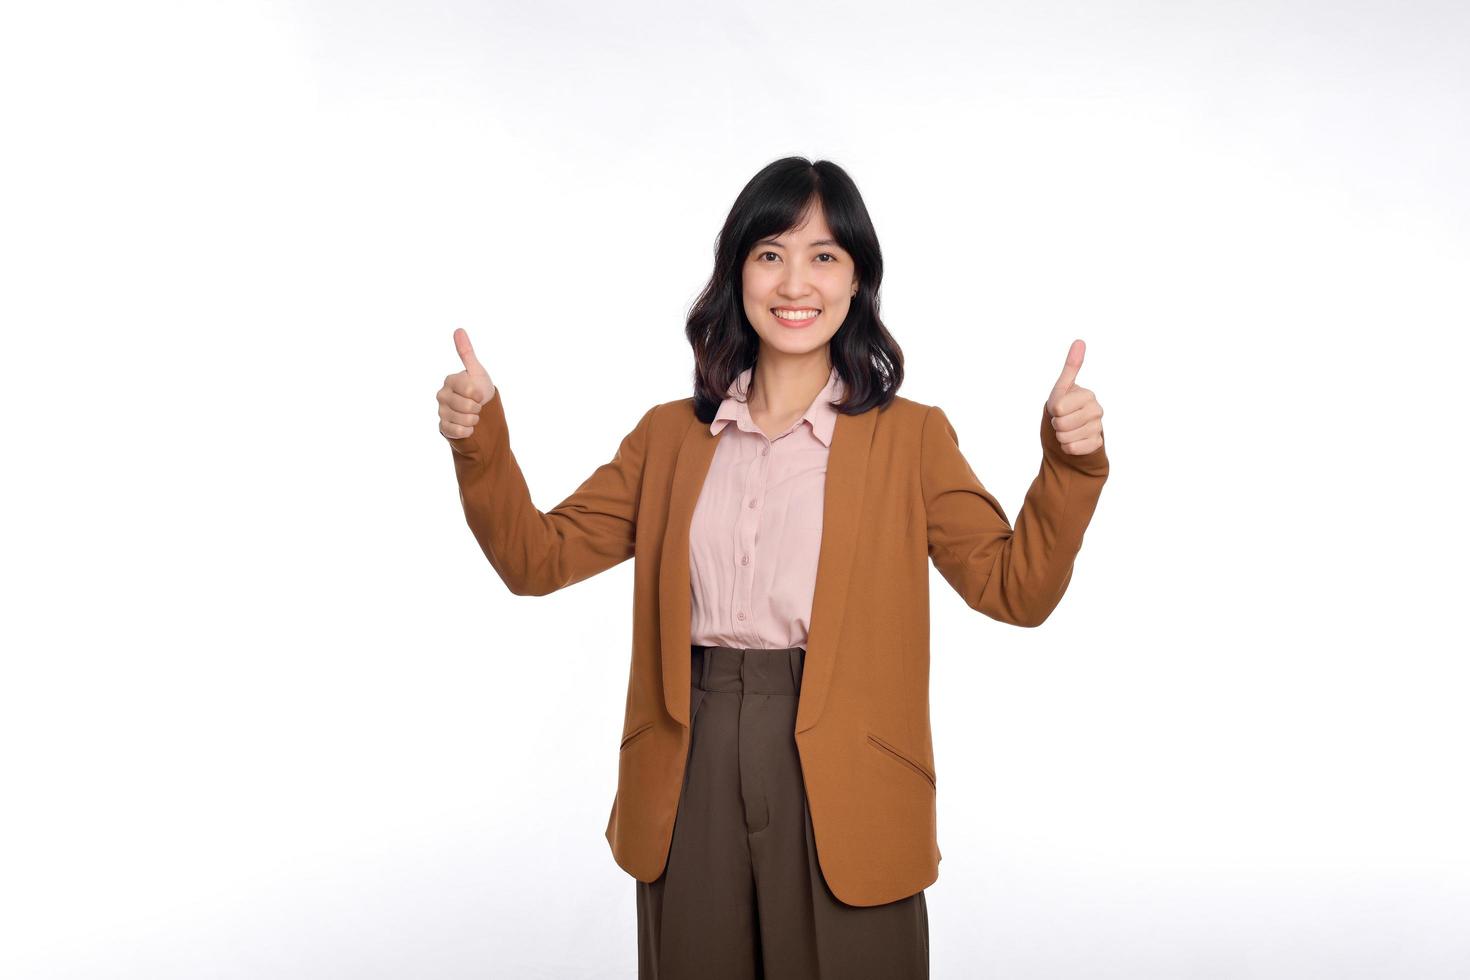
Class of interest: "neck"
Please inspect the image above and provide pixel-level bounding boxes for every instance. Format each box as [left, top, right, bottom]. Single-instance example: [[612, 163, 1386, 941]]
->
[[749, 347, 833, 418]]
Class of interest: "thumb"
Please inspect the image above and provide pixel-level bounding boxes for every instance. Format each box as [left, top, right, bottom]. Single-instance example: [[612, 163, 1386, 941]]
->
[[1051, 339, 1085, 396], [455, 327, 487, 378]]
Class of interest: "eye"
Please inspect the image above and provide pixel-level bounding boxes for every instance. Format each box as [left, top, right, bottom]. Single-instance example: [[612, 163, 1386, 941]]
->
[[754, 250, 841, 263]]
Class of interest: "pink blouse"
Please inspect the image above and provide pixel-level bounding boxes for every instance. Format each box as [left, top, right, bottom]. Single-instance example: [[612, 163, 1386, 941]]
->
[[688, 364, 845, 650]]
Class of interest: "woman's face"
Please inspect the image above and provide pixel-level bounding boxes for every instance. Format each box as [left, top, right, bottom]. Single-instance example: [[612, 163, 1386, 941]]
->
[[741, 202, 859, 359]]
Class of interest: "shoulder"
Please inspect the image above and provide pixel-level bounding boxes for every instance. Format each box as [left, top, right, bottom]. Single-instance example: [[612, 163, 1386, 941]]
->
[[649, 397, 695, 425], [885, 394, 933, 418], [876, 395, 936, 438], [634, 397, 699, 444]]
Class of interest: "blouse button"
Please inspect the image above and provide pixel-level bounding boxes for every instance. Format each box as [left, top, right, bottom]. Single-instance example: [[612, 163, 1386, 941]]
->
[[736, 611, 746, 621], [748, 499, 757, 509], [741, 554, 750, 565], [760, 445, 769, 456]]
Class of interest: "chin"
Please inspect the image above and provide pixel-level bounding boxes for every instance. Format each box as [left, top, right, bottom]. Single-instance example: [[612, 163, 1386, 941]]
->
[[756, 329, 823, 351]]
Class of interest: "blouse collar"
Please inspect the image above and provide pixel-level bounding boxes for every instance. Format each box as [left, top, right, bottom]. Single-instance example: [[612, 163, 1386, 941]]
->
[[710, 364, 845, 447]]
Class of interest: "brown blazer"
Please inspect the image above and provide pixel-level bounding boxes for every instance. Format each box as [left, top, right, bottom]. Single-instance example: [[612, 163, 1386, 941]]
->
[[446, 384, 1109, 906]]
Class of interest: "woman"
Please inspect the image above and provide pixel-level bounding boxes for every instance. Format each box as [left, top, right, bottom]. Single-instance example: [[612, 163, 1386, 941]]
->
[[437, 157, 1108, 979]]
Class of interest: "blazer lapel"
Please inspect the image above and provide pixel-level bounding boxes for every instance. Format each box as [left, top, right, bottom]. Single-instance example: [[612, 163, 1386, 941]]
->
[[795, 406, 877, 733], [657, 416, 719, 726], [657, 404, 880, 732]]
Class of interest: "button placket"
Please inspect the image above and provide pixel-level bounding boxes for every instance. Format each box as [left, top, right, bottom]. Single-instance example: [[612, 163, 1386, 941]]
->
[[740, 433, 772, 647], [729, 431, 752, 646]]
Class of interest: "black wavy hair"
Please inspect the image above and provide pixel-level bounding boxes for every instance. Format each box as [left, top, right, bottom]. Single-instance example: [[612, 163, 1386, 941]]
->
[[685, 156, 904, 423]]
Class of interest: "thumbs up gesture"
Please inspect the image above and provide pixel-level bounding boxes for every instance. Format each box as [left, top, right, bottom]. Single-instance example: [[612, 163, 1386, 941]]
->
[[438, 328, 497, 440], [1045, 339, 1104, 455]]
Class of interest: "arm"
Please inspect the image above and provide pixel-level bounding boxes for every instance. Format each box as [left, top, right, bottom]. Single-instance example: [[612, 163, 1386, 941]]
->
[[445, 387, 656, 596], [920, 403, 1109, 627]]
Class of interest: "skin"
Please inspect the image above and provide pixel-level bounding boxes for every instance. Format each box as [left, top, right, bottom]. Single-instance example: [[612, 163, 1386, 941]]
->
[[438, 327, 492, 441], [738, 201, 859, 441], [1046, 339, 1105, 455], [438, 200, 1103, 455]]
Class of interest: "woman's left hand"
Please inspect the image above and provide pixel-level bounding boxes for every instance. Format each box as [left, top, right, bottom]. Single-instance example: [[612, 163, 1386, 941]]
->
[[1046, 339, 1105, 455]]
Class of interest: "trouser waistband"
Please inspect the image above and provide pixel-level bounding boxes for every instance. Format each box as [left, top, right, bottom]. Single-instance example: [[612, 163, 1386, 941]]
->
[[690, 643, 806, 696]]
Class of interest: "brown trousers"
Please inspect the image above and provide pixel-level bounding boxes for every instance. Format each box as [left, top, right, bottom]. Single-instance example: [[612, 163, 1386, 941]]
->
[[636, 645, 930, 979]]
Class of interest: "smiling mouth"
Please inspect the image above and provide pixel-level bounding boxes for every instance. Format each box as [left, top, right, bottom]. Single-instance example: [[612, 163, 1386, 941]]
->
[[772, 308, 820, 322]]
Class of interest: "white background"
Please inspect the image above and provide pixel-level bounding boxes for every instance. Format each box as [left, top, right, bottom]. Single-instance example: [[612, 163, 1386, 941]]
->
[[3, 1, 1467, 977]]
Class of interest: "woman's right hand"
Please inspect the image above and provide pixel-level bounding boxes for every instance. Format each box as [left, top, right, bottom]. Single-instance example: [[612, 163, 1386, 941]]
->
[[439, 328, 496, 439]]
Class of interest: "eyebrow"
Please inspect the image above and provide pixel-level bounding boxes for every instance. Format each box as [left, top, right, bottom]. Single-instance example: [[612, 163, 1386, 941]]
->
[[757, 237, 842, 249]]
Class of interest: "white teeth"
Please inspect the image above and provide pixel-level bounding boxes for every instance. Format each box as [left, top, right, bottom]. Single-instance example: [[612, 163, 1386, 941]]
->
[[774, 309, 819, 320]]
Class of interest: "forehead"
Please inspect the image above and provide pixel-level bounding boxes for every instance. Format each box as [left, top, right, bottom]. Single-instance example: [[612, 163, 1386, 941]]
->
[[759, 200, 840, 247], [757, 221, 842, 250]]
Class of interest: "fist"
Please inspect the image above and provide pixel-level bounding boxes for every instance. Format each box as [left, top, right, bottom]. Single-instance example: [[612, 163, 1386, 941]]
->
[[1045, 339, 1104, 455], [438, 328, 496, 440]]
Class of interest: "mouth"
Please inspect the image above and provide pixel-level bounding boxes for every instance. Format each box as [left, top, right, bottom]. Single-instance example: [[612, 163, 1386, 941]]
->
[[772, 307, 820, 327]]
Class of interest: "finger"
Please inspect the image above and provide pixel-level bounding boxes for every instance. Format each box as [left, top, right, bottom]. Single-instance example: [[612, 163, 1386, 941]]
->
[[439, 384, 482, 414], [455, 327, 485, 375], [1060, 431, 1103, 455], [1054, 417, 1103, 452], [1050, 389, 1098, 424], [1051, 339, 1086, 396], [446, 372, 488, 404], [442, 407, 480, 428], [1050, 401, 1101, 435]]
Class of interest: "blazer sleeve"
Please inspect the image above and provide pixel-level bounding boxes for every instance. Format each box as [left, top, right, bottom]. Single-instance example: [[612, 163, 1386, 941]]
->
[[920, 403, 1109, 627], [445, 386, 656, 596]]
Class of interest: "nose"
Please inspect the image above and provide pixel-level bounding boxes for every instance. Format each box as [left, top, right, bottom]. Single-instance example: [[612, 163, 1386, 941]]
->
[[776, 266, 814, 299]]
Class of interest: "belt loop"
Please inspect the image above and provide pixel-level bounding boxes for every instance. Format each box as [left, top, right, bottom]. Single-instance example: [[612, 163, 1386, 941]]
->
[[788, 648, 800, 695]]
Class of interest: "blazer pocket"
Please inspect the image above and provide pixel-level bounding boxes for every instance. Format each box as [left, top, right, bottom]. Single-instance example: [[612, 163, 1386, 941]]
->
[[866, 731, 937, 789], [619, 722, 654, 752]]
